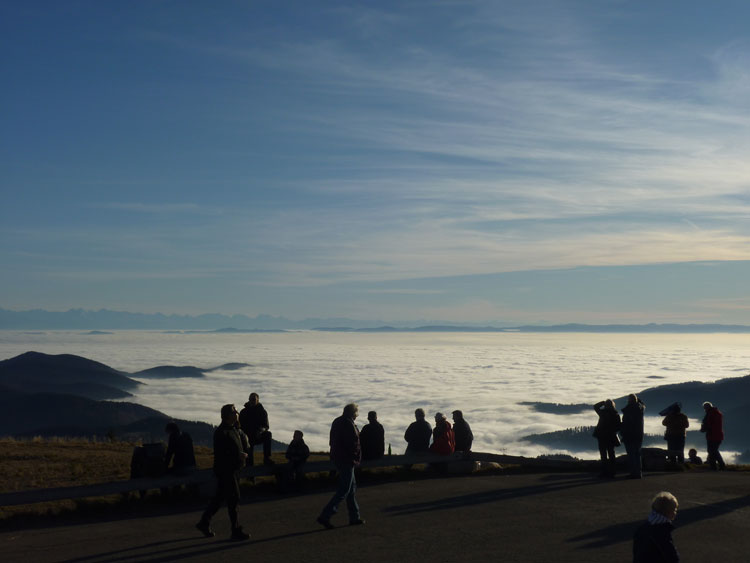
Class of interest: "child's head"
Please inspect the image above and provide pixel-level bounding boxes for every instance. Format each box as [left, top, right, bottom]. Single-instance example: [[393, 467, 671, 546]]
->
[[688, 448, 697, 457], [293, 430, 304, 440], [651, 491, 678, 521]]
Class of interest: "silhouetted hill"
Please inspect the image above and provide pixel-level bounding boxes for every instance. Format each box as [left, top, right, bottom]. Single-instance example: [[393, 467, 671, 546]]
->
[[521, 374, 750, 453], [0, 351, 139, 399], [132, 362, 252, 379]]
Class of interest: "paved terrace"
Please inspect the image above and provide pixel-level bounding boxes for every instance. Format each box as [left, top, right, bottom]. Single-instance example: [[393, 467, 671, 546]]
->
[[2, 469, 749, 562]]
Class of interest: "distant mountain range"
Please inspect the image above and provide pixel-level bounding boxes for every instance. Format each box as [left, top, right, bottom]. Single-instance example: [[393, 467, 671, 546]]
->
[[4, 307, 750, 332], [0, 352, 284, 449]]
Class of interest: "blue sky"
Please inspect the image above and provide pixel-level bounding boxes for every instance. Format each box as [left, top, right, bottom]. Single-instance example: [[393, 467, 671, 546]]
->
[[3, 1, 750, 324]]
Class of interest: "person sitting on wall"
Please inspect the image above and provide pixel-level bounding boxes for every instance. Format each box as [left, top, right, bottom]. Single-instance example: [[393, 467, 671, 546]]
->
[[239, 392, 275, 466], [283, 430, 310, 492], [164, 421, 197, 475], [687, 448, 703, 465], [360, 411, 385, 460], [452, 410, 474, 455], [430, 412, 455, 456]]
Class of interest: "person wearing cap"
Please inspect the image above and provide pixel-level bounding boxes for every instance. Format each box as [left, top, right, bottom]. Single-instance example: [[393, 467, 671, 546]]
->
[[452, 410, 474, 454], [196, 404, 250, 541], [239, 392, 274, 466], [360, 410, 385, 460], [429, 412, 455, 455], [633, 491, 680, 562]]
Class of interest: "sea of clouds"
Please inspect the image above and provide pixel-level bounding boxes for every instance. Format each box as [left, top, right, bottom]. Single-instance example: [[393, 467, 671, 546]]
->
[[2, 331, 749, 458]]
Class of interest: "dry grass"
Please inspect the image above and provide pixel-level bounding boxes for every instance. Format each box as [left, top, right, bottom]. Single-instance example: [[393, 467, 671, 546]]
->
[[0, 437, 214, 492]]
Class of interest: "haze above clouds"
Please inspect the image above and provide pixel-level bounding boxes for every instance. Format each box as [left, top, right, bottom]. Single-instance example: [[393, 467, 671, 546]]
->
[[3, 1, 750, 324]]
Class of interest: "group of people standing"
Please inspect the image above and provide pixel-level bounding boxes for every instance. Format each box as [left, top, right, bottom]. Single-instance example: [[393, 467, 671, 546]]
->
[[593, 395, 726, 479]]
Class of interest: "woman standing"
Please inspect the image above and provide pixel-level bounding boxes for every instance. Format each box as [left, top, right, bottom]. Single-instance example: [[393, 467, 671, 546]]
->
[[593, 399, 621, 478]]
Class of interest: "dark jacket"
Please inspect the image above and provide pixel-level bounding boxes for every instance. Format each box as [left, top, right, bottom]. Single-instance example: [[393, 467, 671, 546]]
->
[[404, 419, 432, 453], [165, 431, 196, 470], [430, 420, 455, 456], [212, 423, 246, 474], [701, 407, 724, 442], [360, 421, 385, 460], [633, 521, 679, 562], [662, 412, 689, 438], [285, 438, 310, 465], [621, 400, 645, 444], [329, 415, 361, 467], [594, 402, 621, 448], [239, 402, 270, 440], [453, 419, 474, 452]]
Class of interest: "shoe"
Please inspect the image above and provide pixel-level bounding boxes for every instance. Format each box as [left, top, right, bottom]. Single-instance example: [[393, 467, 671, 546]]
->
[[195, 521, 215, 538], [349, 518, 366, 526], [230, 527, 251, 541], [263, 458, 276, 466], [316, 516, 334, 530]]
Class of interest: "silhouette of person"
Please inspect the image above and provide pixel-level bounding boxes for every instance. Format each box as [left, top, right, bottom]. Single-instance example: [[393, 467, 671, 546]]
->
[[360, 410, 385, 460], [700, 401, 726, 470], [621, 394, 645, 479], [283, 430, 310, 492], [429, 412, 455, 455], [452, 410, 474, 454], [633, 491, 680, 562], [593, 399, 621, 478], [662, 404, 689, 463], [196, 404, 250, 541], [404, 408, 432, 454], [317, 403, 365, 529], [164, 422, 196, 475], [239, 392, 274, 466], [687, 448, 703, 465]]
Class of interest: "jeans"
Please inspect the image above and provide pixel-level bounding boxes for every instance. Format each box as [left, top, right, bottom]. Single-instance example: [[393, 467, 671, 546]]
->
[[319, 463, 360, 522], [201, 469, 240, 530], [707, 440, 726, 470], [624, 440, 642, 477]]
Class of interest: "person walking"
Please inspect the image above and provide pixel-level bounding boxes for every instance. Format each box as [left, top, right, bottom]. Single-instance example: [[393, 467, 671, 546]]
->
[[662, 404, 689, 463], [700, 401, 726, 470], [633, 491, 680, 562], [195, 404, 251, 541], [621, 394, 645, 479], [593, 399, 621, 478], [239, 392, 275, 466], [317, 403, 365, 529]]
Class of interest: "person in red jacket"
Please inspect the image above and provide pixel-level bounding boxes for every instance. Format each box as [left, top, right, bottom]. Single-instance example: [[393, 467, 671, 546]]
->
[[430, 412, 455, 455], [700, 401, 726, 470]]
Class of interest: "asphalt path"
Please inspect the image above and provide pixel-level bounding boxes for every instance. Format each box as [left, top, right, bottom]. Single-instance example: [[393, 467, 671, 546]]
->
[[2, 470, 749, 562]]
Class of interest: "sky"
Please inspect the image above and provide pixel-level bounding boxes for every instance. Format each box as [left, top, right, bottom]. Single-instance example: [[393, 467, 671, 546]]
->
[[3, 0, 750, 325]]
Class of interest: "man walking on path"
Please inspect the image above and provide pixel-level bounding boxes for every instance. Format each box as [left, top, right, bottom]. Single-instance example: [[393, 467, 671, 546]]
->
[[621, 394, 645, 479], [701, 401, 726, 470], [239, 392, 275, 466], [317, 403, 365, 529], [196, 404, 251, 541]]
